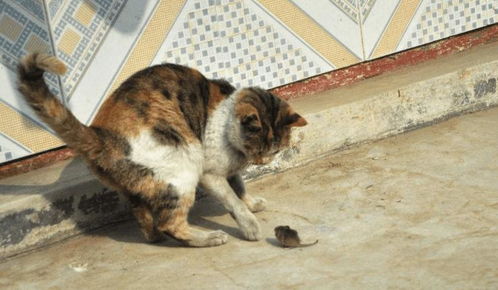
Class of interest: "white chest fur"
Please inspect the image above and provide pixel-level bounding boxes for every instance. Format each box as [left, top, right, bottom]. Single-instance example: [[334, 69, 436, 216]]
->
[[127, 130, 203, 194], [203, 92, 246, 176]]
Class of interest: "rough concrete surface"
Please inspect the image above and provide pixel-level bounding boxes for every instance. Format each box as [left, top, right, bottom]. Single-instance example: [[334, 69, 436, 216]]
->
[[1, 107, 497, 289]]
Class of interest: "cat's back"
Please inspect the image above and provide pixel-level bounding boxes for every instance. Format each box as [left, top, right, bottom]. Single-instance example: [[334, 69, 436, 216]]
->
[[92, 63, 213, 142], [88, 63, 236, 182], [88, 63, 234, 192]]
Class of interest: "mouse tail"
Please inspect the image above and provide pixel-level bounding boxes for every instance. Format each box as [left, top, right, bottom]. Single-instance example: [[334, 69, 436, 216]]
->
[[298, 240, 318, 247]]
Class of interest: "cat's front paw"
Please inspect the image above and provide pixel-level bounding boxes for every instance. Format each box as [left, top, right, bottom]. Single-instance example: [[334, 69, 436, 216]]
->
[[237, 212, 262, 241], [247, 196, 267, 213]]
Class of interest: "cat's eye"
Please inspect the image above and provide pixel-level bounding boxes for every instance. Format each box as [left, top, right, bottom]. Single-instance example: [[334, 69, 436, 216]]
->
[[247, 125, 261, 133], [242, 114, 258, 125]]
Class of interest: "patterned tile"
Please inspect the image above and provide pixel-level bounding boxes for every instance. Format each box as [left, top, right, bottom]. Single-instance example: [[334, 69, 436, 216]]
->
[[291, 0, 363, 59], [0, 133, 31, 164], [329, 0, 359, 23], [154, 0, 331, 89], [360, 0, 401, 58], [0, 144, 14, 163], [487, 0, 497, 24], [359, 0, 376, 20], [47, 0, 64, 18], [0, 0, 60, 94], [0, 101, 63, 152], [68, 0, 167, 124], [0, 0, 154, 163], [398, 0, 495, 51], [50, 0, 127, 99], [14, 0, 46, 21]]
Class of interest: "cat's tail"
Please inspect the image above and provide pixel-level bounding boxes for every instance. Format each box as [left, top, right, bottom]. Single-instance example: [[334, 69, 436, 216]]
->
[[17, 53, 101, 156]]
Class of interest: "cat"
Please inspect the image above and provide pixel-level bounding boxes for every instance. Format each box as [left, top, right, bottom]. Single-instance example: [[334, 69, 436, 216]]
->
[[17, 53, 307, 247]]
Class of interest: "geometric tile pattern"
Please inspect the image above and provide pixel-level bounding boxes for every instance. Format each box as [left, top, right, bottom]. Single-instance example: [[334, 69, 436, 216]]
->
[[290, 0, 364, 59], [359, 0, 377, 21], [360, 0, 405, 59], [0, 133, 31, 164], [363, 0, 497, 59], [0, 144, 14, 163], [399, 0, 496, 50], [0, 0, 59, 94], [0, 0, 496, 164], [328, 0, 376, 24], [49, 0, 127, 99], [329, 0, 360, 23], [156, 0, 331, 89]]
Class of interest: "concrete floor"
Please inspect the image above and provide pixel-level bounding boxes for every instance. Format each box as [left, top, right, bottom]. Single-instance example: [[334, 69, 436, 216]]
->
[[1, 108, 498, 289]]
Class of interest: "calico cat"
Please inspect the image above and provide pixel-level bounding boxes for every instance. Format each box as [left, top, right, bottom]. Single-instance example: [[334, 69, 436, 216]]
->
[[17, 53, 307, 247]]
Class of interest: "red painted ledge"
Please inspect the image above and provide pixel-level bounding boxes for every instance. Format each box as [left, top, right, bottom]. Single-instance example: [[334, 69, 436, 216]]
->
[[0, 24, 497, 180], [0, 147, 75, 179], [272, 24, 498, 100]]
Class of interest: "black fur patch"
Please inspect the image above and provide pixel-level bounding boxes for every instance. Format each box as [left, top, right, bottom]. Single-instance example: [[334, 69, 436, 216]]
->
[[155, 184, 179, 210], [161, 88, 171, 99], [227, 175, 246, 198], [126, 96, 150, 118], [281, 113, 301, 127], [176, 80, 209, 140], [95, 159, 154, 189], [152, 121, 185, 146], [92, 127, 131, 156], [250, 88, 281, 125], [127, 194, 146, 208], [116, 159, 154, 179], [211, 79, 236, 95], [114, 82, 150, 118]]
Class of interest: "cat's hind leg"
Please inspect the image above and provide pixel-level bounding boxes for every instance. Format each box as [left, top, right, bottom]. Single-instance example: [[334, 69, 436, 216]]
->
[[155, 185, 228, 247], [128, 195, 163, 243], [227, 174, 267, 213]]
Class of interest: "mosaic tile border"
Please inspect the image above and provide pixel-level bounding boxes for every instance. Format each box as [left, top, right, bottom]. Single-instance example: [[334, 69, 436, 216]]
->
[[51, 0, 127, 99]]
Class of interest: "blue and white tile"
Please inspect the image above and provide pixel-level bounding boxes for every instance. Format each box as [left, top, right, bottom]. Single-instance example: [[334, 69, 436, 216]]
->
[[47, 0, 129, 100], [0, 0, 61, 130]]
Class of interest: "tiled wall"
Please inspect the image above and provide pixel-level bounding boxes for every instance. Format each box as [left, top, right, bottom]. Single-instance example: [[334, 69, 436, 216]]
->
[[0, 0, 496, 164]]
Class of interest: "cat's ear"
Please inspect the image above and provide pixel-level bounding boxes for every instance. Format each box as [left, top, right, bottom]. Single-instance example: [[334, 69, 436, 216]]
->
[[283, 113, 307, 127], [237, 104, 262, 132]]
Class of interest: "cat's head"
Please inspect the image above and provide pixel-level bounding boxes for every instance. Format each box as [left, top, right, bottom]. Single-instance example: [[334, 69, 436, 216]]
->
[[233, 87, 307, 165]]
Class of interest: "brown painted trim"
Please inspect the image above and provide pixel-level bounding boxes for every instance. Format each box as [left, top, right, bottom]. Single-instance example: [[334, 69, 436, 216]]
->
[[271, 24, 498, 100], [1, 24, 497, 179]]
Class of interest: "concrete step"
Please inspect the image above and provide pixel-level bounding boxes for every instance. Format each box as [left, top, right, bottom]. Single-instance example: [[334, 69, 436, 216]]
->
[[1, 41, 497, 259], [1, 107, 497, 288]]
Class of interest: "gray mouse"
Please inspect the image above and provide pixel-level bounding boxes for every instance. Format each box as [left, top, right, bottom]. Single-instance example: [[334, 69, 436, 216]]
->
[[274, 225, 318, 248]]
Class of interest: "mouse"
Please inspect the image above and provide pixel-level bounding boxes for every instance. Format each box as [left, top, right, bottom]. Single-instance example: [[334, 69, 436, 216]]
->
[[274, 225, 318, 248]]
